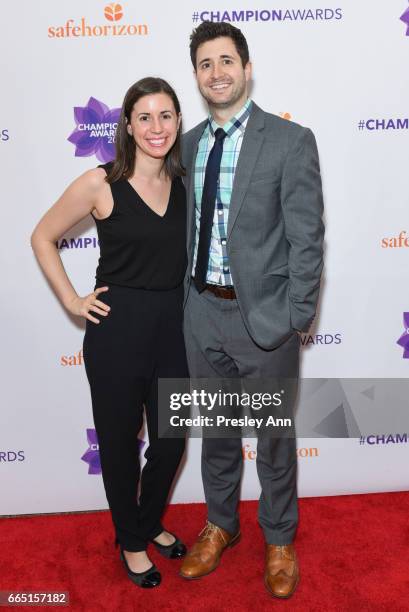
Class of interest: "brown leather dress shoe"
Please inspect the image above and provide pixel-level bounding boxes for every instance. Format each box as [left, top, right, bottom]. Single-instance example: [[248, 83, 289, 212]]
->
[[179, 521, 240, 579], [264, 544, 299, 598]]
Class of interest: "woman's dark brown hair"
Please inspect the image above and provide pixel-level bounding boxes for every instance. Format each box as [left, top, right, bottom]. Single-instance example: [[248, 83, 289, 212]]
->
[[105, 77, 184, 183]]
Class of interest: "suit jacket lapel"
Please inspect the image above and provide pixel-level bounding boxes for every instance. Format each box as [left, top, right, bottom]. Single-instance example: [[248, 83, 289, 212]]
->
[[227, 103, 265, 240]]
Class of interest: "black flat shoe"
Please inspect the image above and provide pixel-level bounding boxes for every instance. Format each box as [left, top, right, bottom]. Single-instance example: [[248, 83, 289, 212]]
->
[[119, 549, 161, 588], [151, 533, 187, 559]]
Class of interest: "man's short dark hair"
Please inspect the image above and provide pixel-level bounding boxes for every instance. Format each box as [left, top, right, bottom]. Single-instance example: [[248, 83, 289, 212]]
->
[[190, 21, 250, 70]]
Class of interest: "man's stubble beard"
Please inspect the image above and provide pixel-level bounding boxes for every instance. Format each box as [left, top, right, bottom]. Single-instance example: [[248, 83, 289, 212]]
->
[[199, 78, 247, 110]]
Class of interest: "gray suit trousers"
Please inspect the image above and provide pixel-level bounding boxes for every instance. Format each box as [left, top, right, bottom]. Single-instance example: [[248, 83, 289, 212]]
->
[[184, 284, 300, 545]]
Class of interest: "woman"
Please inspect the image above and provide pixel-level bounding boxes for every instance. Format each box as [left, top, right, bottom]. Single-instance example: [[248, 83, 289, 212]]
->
[[31, 78, 188, 589]]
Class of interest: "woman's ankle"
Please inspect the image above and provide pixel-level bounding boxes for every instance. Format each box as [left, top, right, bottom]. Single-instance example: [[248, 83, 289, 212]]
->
[[123, 550, 152, 573], [153, 531, 176, 546]]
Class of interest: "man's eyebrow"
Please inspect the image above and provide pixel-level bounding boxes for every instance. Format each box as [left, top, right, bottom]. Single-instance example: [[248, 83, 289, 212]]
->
[[199, 54, 235, 65]]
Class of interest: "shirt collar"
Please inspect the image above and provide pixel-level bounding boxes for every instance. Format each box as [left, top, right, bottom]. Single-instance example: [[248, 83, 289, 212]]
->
[[208, 98, 252, 141]]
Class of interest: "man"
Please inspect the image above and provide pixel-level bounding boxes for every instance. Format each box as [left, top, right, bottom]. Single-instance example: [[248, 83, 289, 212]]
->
[[180, 21, 324, 598]]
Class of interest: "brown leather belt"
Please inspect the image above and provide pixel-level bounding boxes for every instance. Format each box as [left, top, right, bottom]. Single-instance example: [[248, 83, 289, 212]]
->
[[193, 279, 236, 300]]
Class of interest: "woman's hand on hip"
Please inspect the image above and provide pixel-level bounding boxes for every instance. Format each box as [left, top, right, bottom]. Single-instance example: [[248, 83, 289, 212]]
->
[[67, 286, 110, 324]]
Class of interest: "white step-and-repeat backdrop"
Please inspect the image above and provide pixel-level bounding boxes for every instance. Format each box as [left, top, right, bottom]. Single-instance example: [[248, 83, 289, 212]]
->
[[1, 1, 408, 514]]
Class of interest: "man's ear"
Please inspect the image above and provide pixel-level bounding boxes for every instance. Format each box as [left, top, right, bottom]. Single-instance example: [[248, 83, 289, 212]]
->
[[244, 61, 252, 83]]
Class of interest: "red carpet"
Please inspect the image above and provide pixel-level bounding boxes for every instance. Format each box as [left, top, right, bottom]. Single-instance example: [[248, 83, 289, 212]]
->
[[1, 492, 408, 611]]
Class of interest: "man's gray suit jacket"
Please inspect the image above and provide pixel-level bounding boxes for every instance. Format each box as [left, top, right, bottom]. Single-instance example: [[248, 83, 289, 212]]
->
[[182, 102, 325, 350]]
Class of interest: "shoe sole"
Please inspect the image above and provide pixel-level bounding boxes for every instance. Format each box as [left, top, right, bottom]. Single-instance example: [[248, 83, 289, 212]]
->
[[179, 532, 241, 580], [264, 574, 299, 599]]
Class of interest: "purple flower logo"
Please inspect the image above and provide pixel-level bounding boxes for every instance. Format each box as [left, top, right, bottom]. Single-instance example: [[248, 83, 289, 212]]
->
[[81, 429, 146, 474], [397, 312, 409, 358], [401, 3, 409, 35], [81, 429, 101, 474], [68, 97, 121, 163]]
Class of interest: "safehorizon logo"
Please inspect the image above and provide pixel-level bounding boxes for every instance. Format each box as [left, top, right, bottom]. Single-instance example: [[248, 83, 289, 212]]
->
[[81, 429, 146, 474], [60, 349, 83, 366], [48, 3, 148, 38], [381, 231, 409, 248], [401, 3, 409, 35], [105, 3, 123, 21], [397, 313, 409, 358], [279, 112, 292, 121], [241, 444, 320, 461], [243, 443, 318, 460], [68, 97, 120, 163]]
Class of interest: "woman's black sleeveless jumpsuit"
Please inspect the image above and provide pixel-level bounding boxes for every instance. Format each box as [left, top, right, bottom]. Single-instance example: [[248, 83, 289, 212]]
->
[[83, 163, 188, 552]]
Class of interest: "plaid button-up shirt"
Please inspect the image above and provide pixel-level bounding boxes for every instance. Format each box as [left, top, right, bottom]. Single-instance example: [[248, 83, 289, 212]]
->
[[192, 99, 252, 286]]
